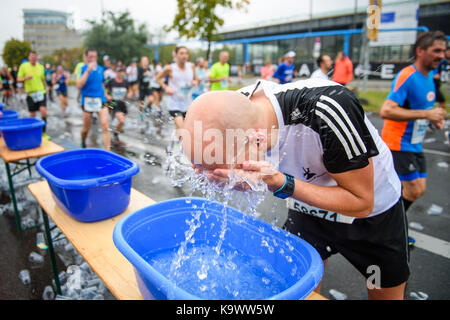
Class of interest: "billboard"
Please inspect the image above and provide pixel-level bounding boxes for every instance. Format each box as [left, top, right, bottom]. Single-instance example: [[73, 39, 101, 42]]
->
[[369, 2, 419, 47]]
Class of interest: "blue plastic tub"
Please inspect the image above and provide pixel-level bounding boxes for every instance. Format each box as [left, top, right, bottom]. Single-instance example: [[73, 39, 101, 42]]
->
[[36, 148, 140, 222], [0, 110, 19, 121], [0, 118, 45, 150], [113, 197, 324, 300]]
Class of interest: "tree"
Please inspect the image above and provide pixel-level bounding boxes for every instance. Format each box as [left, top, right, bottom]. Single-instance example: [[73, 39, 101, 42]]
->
[[83, 10, 148, 64], [165, 0, 249, 60], [2, 38, 32, 67]]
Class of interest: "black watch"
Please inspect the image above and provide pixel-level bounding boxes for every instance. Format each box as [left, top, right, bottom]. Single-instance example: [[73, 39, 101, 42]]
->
[[273, 173, 295, 199]]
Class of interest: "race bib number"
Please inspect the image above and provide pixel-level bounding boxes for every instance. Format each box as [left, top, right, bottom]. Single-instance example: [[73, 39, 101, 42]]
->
[[411, 119, 429, 144], [179, 83, 192, 96], [112, 87, 127, 100], [220, 80, 228, 88], [288, 199, 355, 224], [143, 75, 151, 83], [30, 91, 44, 103], [84, 97, 102, 112]]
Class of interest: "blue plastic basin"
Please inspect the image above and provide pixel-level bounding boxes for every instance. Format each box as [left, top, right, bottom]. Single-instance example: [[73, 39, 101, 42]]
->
[[0, 118, 44, 150], [0, 110, 19, 121], [36, 148, 140, 222], [113, 197, 323, 300]]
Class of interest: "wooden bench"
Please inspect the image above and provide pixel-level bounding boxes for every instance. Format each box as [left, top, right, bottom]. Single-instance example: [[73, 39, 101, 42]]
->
[[27, 180, 326, 300], [0, 137, 64, 231]]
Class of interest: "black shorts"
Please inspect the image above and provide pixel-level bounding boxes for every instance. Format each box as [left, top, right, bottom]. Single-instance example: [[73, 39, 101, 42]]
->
[[169, 110, 186, 119], [56, 90, 67, 97], [391, 151, 427, 181], [128, 80, 138, 86], [110, 100, 128, 115], [283, 199, 410, 288], [46, 80, 52, 87], [151, 86, 163, 93], [26, 95, 47, 112], [139, 88, 153, 101]]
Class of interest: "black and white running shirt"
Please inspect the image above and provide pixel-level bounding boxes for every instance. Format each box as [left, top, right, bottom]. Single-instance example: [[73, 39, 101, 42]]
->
[[238, 79, 401, 219]]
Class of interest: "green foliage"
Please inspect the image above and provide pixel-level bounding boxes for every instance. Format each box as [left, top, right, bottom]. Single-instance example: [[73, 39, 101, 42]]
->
[[83, 10, 148, 65], [165, 0, 249, 58], [2, 38, 32, 67]]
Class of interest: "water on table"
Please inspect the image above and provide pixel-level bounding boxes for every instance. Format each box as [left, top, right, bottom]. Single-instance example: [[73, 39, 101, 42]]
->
[[146, 242, 291, 300]]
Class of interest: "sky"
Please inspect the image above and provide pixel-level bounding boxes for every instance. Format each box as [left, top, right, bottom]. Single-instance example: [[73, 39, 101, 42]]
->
[[0, 0, 406, 64]]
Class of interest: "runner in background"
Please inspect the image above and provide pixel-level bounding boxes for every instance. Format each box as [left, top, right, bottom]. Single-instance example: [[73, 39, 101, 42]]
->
[[126, 58, 139, 100], [433, 46, 449, 109], [77, 48, 110, 150], [311, 54, 333, 80], [150, 59, 163, 114], [380, 31, 447, 245], [105, 66, 128, 146], [1, 66, 13, 104], [17, 51, 50, 139], [52, 65, 69, 116], [44, 64, 54, 102], [192, 57, 208, 99], [260, 60, 274, 80], [332, 51, 353, 86], [156, 46, 197, 139], [208, 51, 230, 91], [137, 56, 154, 116], [273, 51, 297, 84]]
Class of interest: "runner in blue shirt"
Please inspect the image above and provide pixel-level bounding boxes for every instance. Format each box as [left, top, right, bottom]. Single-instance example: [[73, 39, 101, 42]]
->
[[273, 51, 297, 84], [76, 48, 110, 150]]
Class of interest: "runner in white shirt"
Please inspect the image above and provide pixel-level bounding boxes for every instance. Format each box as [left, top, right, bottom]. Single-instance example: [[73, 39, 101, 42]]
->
[[183, 79, 410, 300], [156, 46, 197, 134], [310, 54, 332, 80]]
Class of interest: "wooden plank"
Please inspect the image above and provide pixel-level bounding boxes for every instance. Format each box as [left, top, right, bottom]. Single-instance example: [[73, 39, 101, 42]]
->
[[28, 180, 154, 300], [0, 137, 64, 163], [27, 180, 327, 301]]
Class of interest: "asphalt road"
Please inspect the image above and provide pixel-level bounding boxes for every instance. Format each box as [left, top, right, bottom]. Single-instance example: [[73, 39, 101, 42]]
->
[[0, 82, 448, 300]]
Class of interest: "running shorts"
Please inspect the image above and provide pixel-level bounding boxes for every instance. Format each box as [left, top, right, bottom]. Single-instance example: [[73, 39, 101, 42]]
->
[[26, 95, 47, 112], [283, 198, 410, 288], [391, 151, 427, 181], [139, 88, 153, 101]]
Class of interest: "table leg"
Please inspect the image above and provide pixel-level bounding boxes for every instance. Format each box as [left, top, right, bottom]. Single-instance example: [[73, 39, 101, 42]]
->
[[41, 207, 62, 295], [5, 162, 22, 231], [26, 159, 32, 178]]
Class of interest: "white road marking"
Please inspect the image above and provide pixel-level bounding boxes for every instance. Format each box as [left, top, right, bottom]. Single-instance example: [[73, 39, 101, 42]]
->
[[409, 230, 450, 259], [423, 148, 450, 157]]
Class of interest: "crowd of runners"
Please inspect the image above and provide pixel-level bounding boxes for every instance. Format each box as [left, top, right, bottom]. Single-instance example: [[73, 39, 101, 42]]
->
[[0, 45, 230, 149]]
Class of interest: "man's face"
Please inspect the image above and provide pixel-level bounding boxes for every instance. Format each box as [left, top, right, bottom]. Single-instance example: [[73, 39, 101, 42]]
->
[[176, 48, 189, 64], [29, 53, 38, 64], [87, 51, 98, 64], [286, 57, 294, 65], [322, 55, 332, 71], [141, 57, 149, 68], [417, 40, 446, 70], [220, 52, 229, 64]]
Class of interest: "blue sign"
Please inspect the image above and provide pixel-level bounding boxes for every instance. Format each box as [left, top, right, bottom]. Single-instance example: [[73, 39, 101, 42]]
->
[[381, 12, 396, 23]]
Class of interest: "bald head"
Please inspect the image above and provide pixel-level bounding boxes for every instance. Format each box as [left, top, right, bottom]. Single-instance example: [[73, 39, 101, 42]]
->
[[182, 91, 263, 169]]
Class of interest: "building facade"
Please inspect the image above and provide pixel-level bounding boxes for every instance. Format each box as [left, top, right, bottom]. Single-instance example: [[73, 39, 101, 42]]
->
[[23, 9, 83, 57], [216, 0, 449, 79]]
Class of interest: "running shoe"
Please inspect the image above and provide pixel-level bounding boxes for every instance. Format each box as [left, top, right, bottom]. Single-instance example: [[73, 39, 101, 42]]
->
[[42, 133, 51, 141], [81, 141, 87, 148], [408, 236, 416, 246]]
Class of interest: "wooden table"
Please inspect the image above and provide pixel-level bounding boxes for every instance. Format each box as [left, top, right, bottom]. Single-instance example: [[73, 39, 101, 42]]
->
[[28, 180, 326, 300], [0, 138, 64, 231]]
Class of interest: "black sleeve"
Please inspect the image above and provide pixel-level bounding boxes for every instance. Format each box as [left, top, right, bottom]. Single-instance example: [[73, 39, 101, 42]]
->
[[315, 89, 379, 174]]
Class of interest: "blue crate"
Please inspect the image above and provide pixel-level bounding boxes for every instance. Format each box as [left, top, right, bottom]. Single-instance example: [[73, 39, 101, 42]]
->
[[0, 118, 44, 150], [36, 148, 140, 222], [113, 197, 324, 300]]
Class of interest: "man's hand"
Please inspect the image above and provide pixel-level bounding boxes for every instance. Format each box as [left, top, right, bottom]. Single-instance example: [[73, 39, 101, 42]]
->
[[193, 161, 284, 192], [431, 118, 445, 130], [87, 62, 97, 72], [25, 75, 33, 80], [427, 107, 446, 122], [164, 86, 175, 95]]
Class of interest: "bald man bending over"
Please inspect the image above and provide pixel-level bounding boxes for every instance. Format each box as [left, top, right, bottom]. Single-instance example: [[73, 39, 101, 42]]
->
[[182, 79, 410, 300]]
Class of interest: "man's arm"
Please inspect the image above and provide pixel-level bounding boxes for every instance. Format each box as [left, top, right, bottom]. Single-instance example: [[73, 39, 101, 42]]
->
[[380, 99, 446, 122], [207, 64, 220, 83], [156, 64, 173, 94]]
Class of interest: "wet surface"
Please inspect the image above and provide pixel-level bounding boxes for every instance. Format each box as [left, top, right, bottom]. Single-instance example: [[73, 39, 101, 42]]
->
[[0, 84, 449, 300]]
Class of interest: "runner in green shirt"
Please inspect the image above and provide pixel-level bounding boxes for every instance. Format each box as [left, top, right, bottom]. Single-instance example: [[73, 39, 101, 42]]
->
[[208, 51, 230, 91], [17, 51, 49, 138]]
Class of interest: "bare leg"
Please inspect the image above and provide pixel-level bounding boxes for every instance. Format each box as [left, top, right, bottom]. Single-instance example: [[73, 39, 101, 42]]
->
[[98, 107, 111, 150], [367, 282, 406, 300], [81, 111, 92, 146]]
